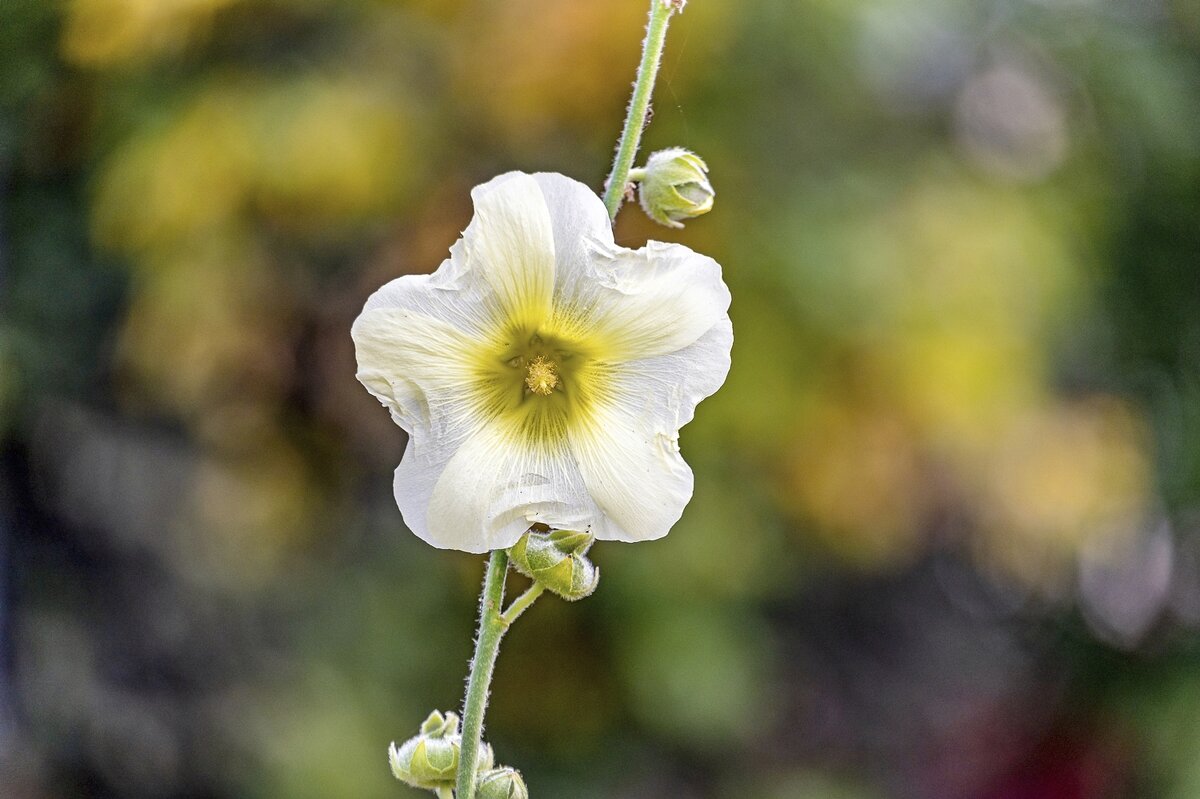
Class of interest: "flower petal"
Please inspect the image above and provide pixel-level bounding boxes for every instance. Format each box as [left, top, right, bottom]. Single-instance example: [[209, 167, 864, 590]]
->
[[463, 171, 557, 331], [414, 425, 599, 552], [568, 314, 732, 543], [360, 259, 497, 343], [611, 313, 734, 432], [527, 172, 616, 305], [362, 172, 559, 340], [351, 305, 482, 442], [569, 400, 696, 543], [522, 173, 729, 362], [553, 239, 731, 363]]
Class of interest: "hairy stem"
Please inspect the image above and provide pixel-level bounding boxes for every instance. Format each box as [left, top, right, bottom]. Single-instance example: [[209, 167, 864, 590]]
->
[[602, 0, 678, 220], [455, 550, 509, 799], [500, 583, 546, 626]]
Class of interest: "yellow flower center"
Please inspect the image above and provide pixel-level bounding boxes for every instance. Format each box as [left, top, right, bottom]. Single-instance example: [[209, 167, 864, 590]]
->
[[467, 326, 612, 447], [524, 355, 559, 396]]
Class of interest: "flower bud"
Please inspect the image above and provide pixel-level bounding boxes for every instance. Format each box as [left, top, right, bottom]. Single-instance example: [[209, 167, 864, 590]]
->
[[508, 529, 599, 601], [388, 710, 494, 789], [477, 767, 529, 799], [636, 147, 714, 228]]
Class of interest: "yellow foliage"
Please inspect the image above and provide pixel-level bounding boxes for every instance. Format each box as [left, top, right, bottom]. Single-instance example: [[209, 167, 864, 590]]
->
[[974, 397, 1152, 590], [782, 398, 927, 568], [453, 0, 732, 151], [94, 77, 412, 256], [62, 0, 240, 65], [116, 235, 292, 417]]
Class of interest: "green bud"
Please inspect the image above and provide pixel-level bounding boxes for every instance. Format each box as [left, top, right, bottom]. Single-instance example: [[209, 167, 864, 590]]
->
[[388, 734, 458, 788], [636, 147, 714, 228], [477, 767, 529, 799], [508, 529, 599, 601], [388, 710, 494, 789]]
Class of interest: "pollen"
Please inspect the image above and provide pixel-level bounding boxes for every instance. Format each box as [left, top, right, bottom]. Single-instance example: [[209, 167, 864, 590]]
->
[[525, 355, 559, 396]]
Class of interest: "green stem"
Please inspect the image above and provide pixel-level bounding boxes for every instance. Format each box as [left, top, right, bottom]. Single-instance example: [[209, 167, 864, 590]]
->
[[437, 789, 455, 799], [602, 0, 678, 220], [500, 583, 545, 626], [455, 550, 509, 799]]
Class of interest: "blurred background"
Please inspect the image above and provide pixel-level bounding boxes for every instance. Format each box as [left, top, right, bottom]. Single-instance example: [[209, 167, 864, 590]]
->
[[2, 0, 1199, 797]]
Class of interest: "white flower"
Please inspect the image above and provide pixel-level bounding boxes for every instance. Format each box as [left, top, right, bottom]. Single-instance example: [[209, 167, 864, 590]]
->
[[352, 172, 732, 553]]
